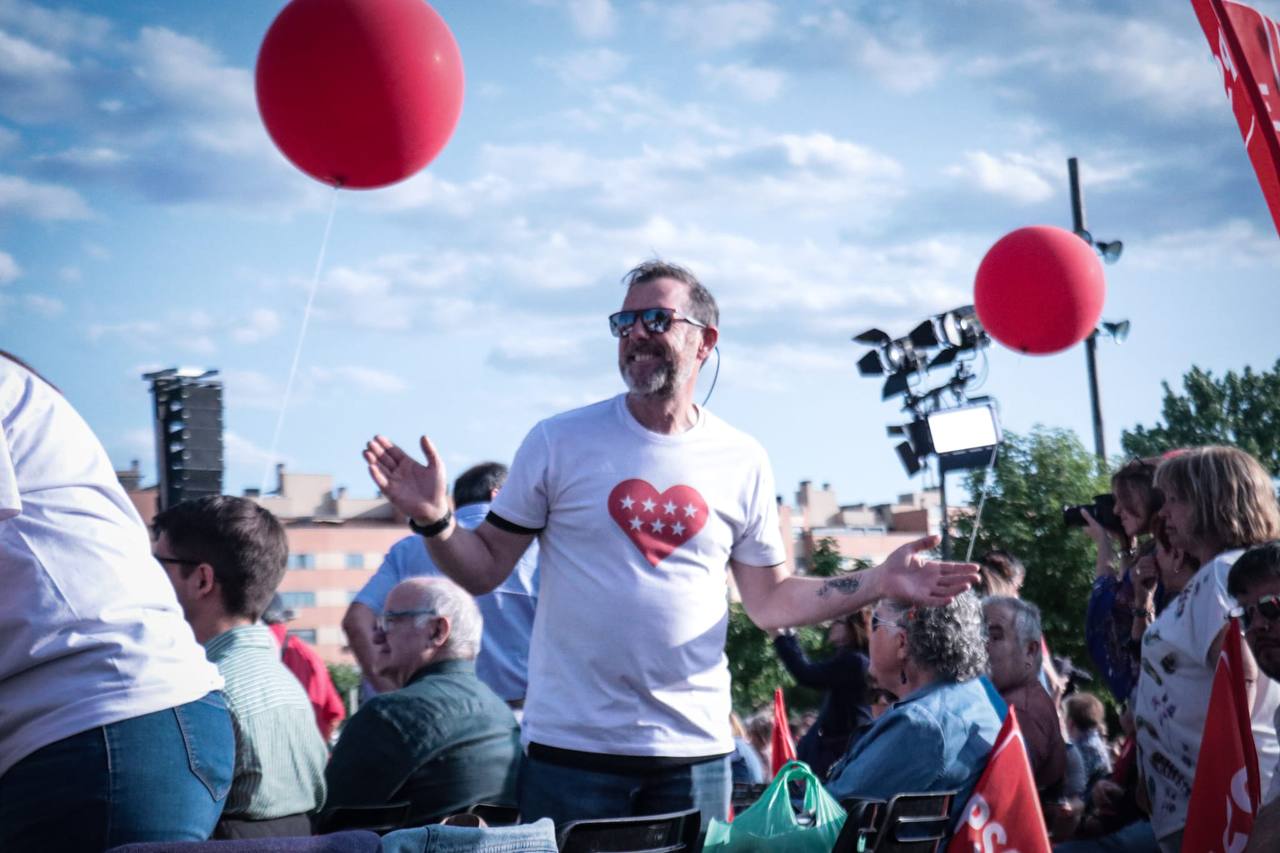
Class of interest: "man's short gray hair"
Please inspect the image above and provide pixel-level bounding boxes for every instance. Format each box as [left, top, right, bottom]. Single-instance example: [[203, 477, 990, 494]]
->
[[882, 591, 988, 681], [621, 259, 719, 328], [984, 595, 1043, 649], [397, 577, 483, 661]]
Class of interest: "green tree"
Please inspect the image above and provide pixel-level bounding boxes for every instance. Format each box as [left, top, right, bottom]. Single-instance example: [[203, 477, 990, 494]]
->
[[1121, 361, 1280, 474], [724, 537, 849, 716], [954, 427, 1110, 674], [327, 662, 361, 714]]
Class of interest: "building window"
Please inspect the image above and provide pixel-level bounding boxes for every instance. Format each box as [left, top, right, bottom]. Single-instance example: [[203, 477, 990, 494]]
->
[[288, 553, 315, 569], [344, 553, 364, 569], [278, 591, 316, 610], [287, 629, 317, 644]]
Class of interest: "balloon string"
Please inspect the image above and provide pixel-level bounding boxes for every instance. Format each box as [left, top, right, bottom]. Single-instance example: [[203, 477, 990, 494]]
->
[[259, 186, 341, 495]]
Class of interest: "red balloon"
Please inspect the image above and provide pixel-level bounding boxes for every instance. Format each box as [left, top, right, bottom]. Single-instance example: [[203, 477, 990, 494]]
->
[[255, 0, 464, 190], [974, 225, 1106, 355]]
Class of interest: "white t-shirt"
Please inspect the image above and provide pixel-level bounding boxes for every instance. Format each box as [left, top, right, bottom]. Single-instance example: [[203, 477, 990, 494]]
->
[[0, 359, 223, 777], [1134, 549, 1280, 841], [491, 394, 786, 757]]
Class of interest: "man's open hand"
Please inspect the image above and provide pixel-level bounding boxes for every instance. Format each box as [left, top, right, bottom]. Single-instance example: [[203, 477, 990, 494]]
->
[[876, 535, 980, 606], [363, 434, 449, 523]]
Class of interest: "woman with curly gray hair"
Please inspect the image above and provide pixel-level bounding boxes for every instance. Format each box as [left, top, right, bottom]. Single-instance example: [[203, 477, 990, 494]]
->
[[825, 591, 1001, 828]]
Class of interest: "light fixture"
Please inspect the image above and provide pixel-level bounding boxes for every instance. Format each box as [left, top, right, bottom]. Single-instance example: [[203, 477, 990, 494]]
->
[[1096, 240, 1123, 264], [1100, 319, 1130, 342]]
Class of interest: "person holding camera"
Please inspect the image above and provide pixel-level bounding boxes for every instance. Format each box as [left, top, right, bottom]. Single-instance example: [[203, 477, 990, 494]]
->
[[1133, 446, 1280, 853], [1077, 457, 1166, 704]]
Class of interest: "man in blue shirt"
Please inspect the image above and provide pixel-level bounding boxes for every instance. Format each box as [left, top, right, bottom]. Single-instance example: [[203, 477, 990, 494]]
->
[[343, 462, 539, 703]]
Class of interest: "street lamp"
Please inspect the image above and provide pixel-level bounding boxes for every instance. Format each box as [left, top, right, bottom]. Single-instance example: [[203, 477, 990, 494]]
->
[[1067, 157, 1126, 463]]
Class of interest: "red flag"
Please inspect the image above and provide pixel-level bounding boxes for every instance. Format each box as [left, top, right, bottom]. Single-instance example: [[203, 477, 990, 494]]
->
[[1182, 617, 1260, 853], [770, 686, 796, 776], [947, 708, 1051, 853], [1191, 0, 1280, 237]]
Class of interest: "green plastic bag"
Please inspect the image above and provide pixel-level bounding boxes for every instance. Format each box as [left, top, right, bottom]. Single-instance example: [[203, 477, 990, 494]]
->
[[704, 760, 846, 852]]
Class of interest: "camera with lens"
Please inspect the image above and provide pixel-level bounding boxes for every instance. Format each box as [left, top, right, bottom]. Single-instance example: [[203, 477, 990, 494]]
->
[[1063, 493, 1125, 533]]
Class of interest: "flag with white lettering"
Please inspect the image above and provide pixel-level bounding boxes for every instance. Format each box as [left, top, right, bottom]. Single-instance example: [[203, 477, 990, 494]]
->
[[947, 708, 1051, 853], [1182, 616, 1260, 853], [1191, 0, 1280, 238]]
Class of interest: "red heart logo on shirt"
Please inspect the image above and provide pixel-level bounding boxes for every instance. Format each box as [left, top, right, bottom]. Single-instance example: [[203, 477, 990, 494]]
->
[[608, 479, 709, 567]]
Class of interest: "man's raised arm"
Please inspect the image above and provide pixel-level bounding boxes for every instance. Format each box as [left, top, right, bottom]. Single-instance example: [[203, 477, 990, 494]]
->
[[364, 435, 532, 595], [731, 534, 979, 631]]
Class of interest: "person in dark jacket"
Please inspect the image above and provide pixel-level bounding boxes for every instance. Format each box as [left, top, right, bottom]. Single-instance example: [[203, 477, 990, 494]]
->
[[771, 609, 872, 779]]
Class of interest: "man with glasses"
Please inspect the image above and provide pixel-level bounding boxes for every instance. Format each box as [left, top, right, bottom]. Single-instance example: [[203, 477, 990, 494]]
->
[[321, 578, 520, 828], [344, 462, 539, 707], [1228, 542, 1280, 851], [363, 259, 978, 829], [151, 496, 328, 839]]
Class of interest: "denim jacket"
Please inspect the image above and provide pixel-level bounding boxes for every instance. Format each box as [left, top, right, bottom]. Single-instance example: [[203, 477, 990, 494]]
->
[[825, 677, 1003, 828]]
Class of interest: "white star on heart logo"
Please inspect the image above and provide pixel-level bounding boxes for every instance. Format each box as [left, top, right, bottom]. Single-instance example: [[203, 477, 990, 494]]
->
[[607, 479, 708, 566]]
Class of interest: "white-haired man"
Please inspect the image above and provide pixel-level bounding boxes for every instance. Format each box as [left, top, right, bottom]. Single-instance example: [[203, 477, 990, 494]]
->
[[321, 578, 520, 828]]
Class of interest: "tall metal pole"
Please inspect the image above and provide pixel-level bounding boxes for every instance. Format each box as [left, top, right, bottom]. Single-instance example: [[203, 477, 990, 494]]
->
[[1069, 157, 1107, 464], [1084, 332, 1106, 464]]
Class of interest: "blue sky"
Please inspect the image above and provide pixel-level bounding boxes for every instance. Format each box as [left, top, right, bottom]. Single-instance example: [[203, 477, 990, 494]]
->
[[3, 0, 1279, 506]]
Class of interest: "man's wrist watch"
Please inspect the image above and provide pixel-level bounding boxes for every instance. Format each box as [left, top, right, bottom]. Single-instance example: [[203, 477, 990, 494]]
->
[[409, 509, 452, 538]]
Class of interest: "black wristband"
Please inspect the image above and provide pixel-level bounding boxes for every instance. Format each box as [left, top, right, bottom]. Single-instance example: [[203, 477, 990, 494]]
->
[[409, 509, 452, 538]]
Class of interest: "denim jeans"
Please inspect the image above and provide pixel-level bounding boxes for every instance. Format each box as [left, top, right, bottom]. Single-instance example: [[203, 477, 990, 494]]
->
[[382, 817, 558, 853], [518, 753, 730, 834], [0, 691, 235, 853]]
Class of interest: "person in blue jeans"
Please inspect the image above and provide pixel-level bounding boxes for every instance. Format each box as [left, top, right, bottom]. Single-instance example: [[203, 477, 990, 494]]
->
[[0, 352, 234, 851]]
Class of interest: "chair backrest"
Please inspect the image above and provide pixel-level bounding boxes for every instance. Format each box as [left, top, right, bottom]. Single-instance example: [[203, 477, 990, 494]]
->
[[555, 808, 700, 853], [831, 798, 887, 853], [467, 802, 522, 826], [729, 782, 768, 813], [868, 792, 955, 853], [315, 802, 412, 835]]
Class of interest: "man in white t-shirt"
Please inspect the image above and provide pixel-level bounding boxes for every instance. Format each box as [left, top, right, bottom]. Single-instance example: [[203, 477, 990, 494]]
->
[[363, 260, 979, 829], [1228, 543, 1280, 852]]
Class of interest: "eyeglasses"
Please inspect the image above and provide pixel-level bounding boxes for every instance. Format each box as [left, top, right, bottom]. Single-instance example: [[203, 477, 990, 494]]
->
[[608, 307, 707, 338], [1242, 595, 1280, 631], [871, 613, 905, 632], [375, 608, 437, 633]]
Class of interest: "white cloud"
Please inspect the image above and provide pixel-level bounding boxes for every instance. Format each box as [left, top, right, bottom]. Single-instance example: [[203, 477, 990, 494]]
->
[[23, 292, 62, 316], [0, 28, 70, 75], [0, 174, 90, 219], [58, 265, 79, 282], [565, 0, 617, 39], [0, 250, 20, 283], [649, 0, 777, 52], [944, 146, 1141, 205], [1128, 220, 1280, 271], [0, 0, 113, 51], [944, 151, 1055, 204], [308, 365, 408, 394], [543, 47, 629, 85], [225, 430, 287, 472], [231, 308, 281, 344], [798, 8, 943, 93], [698, 62, 785, 102]]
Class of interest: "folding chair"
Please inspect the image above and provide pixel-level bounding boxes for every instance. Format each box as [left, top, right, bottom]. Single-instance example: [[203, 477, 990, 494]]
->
[[465, 802, 521, 826], [833, 791, 955, 853], [314, 801, 412, 835], [555, 808, 700, 853], [729, 782, 768, 813]]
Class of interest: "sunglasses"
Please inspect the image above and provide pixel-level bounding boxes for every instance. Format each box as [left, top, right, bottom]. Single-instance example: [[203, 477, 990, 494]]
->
[[871, 613, 905, 632], [1242, 594, 1280, 631], [608, 307, 707, 338]]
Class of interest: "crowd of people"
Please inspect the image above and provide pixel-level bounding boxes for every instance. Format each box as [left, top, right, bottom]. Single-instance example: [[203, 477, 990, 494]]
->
[[4, 259, 1280, 852]]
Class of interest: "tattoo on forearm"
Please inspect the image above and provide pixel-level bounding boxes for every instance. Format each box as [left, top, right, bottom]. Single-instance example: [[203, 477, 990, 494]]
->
[[817, 575, 861, 598]]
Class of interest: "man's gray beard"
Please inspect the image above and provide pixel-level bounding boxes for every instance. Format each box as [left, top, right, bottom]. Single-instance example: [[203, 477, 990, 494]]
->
[[620, 357, 694, 398]]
